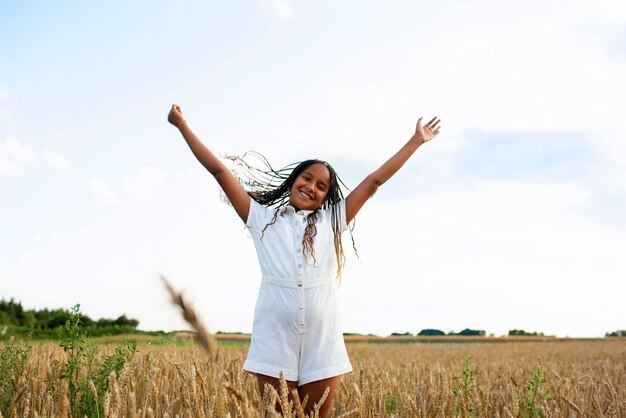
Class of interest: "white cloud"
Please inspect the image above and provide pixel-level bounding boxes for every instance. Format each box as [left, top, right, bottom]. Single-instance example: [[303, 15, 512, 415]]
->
[[0, 138, 37, 176], [42, 150, 72, 170], [89, 166, 168, 208], [88, 179, 121, 208], [560, 0, 626, 24], [0, 139, 74, 175], [0, 159, 23, 176], [269, 0, 293, 20], [0, 87, 7, 101], [123, 166, 167, 200], [0, 139, 72, 175], [1, 137, 37, 162]]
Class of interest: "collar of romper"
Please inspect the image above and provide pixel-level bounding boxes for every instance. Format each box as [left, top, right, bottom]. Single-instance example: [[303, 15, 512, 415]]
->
[[280, 205, 314, 217]]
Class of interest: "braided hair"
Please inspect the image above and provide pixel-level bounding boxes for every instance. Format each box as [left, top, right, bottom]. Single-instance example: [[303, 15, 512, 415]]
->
[[224, 151, 356, 280]]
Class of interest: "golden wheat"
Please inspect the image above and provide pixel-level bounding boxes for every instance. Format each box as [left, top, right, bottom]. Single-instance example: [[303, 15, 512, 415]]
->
[[1, 339, 625, 417]]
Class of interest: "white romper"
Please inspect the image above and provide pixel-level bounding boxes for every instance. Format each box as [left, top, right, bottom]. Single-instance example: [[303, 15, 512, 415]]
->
[[242, 197, 352, 385]]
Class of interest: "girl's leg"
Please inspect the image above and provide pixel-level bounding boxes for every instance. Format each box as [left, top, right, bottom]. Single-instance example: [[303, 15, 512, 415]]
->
[[298, 376, 338, 418], [256, 374, 298, 414]]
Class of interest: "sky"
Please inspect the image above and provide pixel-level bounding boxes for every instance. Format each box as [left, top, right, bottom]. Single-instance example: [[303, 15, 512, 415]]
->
[[2, 1, 626, 338]]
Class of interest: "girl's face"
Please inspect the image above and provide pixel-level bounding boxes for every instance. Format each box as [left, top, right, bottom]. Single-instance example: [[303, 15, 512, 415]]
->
[[289, 163, 331, 211]]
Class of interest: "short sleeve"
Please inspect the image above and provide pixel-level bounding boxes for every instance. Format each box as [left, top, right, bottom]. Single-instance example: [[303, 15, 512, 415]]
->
[[245, 197, 271, 230]]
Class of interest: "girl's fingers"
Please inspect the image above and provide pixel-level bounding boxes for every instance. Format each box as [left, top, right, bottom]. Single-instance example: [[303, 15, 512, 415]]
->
[[425, 116, 437, 127]]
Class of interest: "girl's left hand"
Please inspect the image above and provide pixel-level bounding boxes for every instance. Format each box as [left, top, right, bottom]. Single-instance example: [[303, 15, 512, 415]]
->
[[413, 116, 441, 144]]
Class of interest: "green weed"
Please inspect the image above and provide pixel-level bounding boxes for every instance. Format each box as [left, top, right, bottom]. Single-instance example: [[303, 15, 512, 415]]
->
[[385, 392, 401, 414], [0, 334, 32, 412], [48, 304, 137, 418], [452, 354, 478, 417], [516, 365, 553, 418]]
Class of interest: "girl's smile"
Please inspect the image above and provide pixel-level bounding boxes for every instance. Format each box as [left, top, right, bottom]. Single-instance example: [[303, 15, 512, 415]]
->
[[289, 163, 330, 211]]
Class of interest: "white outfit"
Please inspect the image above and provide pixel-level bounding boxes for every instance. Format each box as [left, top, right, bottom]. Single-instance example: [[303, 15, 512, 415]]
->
[[242, 197, 352, 385]]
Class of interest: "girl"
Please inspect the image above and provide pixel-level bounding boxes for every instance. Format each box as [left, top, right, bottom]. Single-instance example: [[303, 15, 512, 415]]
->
[[168, 104, 441, 417]]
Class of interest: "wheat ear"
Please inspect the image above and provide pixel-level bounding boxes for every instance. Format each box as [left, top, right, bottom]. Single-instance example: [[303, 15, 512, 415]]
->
[[161, 275, 216, 356]]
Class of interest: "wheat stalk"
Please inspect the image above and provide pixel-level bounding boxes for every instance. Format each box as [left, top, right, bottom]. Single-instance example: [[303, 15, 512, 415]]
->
[[161, 275, 216, 357], [312, 387, 330, 418]]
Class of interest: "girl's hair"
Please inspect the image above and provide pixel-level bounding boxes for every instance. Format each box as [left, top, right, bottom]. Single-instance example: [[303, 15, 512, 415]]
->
[[224, 151, 356, 280]]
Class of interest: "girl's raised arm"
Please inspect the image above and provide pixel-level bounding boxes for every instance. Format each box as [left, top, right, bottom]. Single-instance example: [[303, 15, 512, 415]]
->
[[168, 104, 250, 222], [345, 116, 441, 224]]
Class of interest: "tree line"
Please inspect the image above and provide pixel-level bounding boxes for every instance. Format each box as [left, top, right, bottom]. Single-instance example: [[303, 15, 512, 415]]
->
[[0, 299, 139, 338], [390, 329, 487, 337], [390, 329, 626, 337]]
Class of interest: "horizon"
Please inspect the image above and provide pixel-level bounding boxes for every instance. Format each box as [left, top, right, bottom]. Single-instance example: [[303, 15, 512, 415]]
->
[[1, 297, 623, 339]]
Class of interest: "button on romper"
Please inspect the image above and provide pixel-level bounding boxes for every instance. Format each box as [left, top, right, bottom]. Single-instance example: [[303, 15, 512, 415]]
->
[[242, 197, 352, 385]]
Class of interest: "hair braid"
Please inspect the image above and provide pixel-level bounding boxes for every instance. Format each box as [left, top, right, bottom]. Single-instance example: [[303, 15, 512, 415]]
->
[[223, 151, 357, 280]]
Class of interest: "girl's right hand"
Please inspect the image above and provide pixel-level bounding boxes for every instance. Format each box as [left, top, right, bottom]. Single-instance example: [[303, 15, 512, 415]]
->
[[168, 104, 187, 128]]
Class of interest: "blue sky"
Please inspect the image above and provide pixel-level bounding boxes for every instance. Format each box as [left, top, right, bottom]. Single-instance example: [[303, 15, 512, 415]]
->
[[2, 1, 626, 337]]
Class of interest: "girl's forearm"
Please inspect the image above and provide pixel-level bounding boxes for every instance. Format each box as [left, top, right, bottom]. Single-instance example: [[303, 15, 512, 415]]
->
[[175, 120, 251, 221], [168, 104, 250, 221], [178, 122, 227, 176], [345, 117, 439, 223], [370, 137, 423, 186], [344, 136, 423, 223]]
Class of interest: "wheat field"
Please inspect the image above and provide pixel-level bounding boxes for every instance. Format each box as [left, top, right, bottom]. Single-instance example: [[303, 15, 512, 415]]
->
[[1, 338, 625, 417]]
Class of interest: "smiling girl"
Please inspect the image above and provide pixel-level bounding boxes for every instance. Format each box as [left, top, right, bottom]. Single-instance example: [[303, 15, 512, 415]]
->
[[168, 104, 441, 417]]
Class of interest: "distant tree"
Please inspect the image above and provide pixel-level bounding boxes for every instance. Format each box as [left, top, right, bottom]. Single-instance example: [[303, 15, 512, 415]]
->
[[0, 311, 10, 325], [1, 298, 140, 336], [21, 311, 36, 328], [79, 314, 94, 327], [418, 329, 445, 336], [34, 308, 53, 325], [390, 332, 413, 337], [509, 329, 544, 336], [605, 330, 626, 337], [96, 318, 115, 327], [45, 311, 72, 329], [0, 298, 24, 324], [457, 328, 486, 336], [114, 315, 139, 328]]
